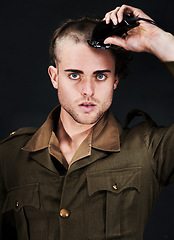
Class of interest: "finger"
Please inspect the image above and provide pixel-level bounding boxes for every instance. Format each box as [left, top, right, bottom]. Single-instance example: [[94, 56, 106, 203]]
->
[[104, 7, 120, 24], [117, 5, 152, 22], [105, 11, 115, 24], [104, 11, 112, 24], [110, 7, 120, 25], [116, 5, 134, 22]]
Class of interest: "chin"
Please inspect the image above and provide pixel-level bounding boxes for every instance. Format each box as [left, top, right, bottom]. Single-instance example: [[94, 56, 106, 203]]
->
[[72, 113, 104, 125]]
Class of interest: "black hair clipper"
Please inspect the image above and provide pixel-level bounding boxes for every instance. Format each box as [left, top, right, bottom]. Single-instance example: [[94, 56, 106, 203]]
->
[[87, 13, 159, 49], [87, 14, 139, 49]]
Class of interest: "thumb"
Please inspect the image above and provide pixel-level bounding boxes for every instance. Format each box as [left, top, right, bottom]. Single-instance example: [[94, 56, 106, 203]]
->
[[104, 36, 127, 49]]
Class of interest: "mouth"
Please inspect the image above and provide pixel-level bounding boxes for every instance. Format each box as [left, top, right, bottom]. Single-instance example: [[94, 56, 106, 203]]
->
[[79, 102, 96, 112]]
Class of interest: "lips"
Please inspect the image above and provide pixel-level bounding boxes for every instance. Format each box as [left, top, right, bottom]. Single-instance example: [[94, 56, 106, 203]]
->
[[79, 102, 96, 112], [79, 101, 96, 107], [80, 103, 95, 106]]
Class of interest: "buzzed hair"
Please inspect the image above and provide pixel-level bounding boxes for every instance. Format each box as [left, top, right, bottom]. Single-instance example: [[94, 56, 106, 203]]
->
[[49, 17, 100, 65], [49, 17, 132, 79]]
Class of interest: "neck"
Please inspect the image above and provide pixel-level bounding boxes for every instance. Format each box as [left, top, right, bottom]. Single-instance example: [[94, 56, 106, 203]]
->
[[57, 107, 95, 152], [56, 108, 94, 164]]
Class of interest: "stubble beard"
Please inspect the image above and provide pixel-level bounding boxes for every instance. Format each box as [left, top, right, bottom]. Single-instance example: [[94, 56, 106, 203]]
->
[[64, 107, 105, 125], [59, 98, 113, 125], [58, 89, 114, 125]]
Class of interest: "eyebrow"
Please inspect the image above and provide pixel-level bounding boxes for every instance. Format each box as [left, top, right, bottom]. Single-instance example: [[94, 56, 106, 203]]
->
[[65, 69, 83, 74], [64, 69, 111, 74], [93, 70, 111, 74]]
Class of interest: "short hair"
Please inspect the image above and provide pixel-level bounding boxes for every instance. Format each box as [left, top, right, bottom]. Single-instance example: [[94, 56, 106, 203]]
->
[[49, 17, 132, 79]]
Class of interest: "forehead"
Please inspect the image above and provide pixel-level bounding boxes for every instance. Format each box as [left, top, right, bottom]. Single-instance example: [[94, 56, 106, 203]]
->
[[55, 39, 115, 70]]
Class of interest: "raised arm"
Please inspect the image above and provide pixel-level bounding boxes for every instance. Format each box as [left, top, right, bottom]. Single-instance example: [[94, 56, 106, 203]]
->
[[104, 5, 174, 62]]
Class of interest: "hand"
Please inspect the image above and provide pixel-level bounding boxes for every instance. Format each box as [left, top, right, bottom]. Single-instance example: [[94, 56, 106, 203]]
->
[[104, 5, 174, 61]]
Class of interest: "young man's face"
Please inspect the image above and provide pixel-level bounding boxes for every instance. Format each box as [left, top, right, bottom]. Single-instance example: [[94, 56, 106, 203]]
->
[[49, 39, 118, 126]]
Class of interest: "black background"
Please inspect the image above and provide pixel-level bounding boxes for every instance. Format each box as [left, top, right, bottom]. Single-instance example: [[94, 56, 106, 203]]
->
[[1, 0, 174, 239]]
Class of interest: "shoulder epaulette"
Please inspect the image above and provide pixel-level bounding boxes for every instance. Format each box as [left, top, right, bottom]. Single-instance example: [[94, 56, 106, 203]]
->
[[0, 127, 38, 145], [124, 109, 156, 128]]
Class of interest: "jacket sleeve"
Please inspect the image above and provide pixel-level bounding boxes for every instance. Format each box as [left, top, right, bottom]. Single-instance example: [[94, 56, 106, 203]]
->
[[0, 128, 37, 239], [144, 123, 174, 187], [0, 164, 6, 239], [147, 62, 174, 186], [163, 61, 174, 77]]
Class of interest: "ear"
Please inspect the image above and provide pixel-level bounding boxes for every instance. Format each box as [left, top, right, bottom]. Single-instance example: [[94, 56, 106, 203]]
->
[[48, 66, 58, 89], [113, 75, 119, 90]]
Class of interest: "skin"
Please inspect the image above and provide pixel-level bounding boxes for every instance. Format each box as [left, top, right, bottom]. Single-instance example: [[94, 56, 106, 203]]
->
[[48, 40, 118, 163]]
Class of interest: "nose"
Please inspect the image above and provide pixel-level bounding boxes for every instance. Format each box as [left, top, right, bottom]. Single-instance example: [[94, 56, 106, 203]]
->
[[81, 78, 95, 98]]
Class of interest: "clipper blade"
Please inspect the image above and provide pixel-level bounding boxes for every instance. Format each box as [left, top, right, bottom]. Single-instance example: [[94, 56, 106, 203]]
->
[[87, 40, 111, 49]]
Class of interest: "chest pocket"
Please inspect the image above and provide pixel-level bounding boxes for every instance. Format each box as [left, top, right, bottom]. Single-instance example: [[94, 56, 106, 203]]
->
[[2, 183, 40, 213], [85, 167, 141, 240], [2, 183, 44, 240]]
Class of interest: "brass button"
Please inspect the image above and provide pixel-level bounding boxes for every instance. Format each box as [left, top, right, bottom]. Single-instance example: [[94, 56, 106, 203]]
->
[[60, 209, 70, 218], [112, 184, 118, 190], [15, 201, 19, 208], [10, 131, 16, 136]]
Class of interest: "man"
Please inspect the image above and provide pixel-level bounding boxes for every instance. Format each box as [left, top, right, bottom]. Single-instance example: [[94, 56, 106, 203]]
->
[[0, 4, 174, 240]]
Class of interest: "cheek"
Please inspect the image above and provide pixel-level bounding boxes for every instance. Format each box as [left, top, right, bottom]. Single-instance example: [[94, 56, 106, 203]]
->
[[58, 78, 69, 93], [58, 81, 77, 102], [98, 83, 115, 97]]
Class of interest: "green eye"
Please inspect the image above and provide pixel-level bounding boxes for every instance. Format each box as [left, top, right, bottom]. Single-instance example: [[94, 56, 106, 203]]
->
[[69, 73, 80, 80], [97, 74, 107, 81]]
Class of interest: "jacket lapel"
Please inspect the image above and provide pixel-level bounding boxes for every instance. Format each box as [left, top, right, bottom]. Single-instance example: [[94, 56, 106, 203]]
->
[[27, 148, 58, 174], [67, 149, 110, 175]]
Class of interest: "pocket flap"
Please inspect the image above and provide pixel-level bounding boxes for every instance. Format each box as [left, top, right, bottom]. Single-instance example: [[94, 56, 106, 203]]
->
[[86, 167, 141, 196], [2, 183, 40, 213]]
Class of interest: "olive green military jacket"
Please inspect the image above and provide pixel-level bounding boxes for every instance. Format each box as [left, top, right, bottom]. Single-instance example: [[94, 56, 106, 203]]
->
[[0, 62, 174, 240]]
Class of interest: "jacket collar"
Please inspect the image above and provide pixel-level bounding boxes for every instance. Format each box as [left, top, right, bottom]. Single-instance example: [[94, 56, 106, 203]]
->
[[92, 110, 121, 152], [22, 106, 60, 152], [22, 106, 121, 153]]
